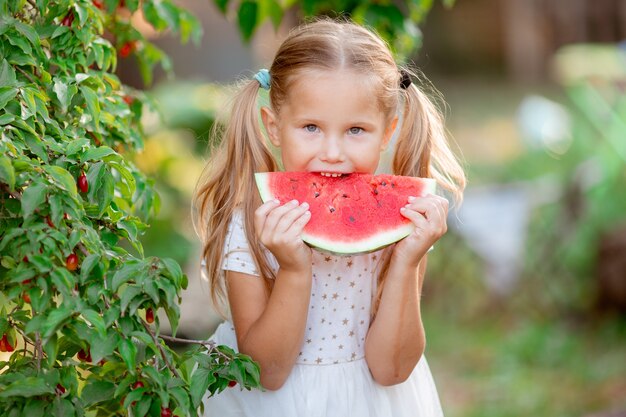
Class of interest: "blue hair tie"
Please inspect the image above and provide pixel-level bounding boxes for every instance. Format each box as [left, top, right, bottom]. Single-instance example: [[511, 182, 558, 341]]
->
[[254, 69, 271, 90]]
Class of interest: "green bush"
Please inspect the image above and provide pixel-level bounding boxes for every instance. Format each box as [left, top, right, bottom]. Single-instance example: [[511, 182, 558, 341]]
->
[[0, 1, 260, 416]]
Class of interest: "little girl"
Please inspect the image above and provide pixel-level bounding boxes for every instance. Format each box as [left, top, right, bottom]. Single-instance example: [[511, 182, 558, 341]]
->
[[194, 19, 465, 417]]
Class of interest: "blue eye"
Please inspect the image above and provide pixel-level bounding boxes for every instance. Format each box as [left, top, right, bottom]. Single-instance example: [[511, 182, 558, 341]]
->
[[348, 127, 363, 135], [304, 124, 319, 133]]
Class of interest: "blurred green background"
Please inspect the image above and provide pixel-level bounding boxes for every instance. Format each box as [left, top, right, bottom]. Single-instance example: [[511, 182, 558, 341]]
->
[[118, 1, 626, 416]]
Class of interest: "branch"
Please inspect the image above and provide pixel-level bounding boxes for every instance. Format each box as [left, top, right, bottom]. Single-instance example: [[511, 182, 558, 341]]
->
[[159, 334, 232, 362], [141, 319, 180, 379], [0, 183, 22, 200], [35, 332, 43, 371], [16, 67, 36, 84]]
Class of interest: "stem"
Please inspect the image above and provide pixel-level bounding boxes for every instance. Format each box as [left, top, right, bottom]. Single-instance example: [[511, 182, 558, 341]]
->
[[159, 334, 232, 362], [141, 320, 181, 379], [0, 183, 21, 200], [35, 332, 43, 371], [16, 67, 36, 84]]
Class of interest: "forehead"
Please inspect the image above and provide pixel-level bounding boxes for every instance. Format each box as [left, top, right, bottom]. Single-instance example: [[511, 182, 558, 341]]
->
[[280, 69, 384, 120]]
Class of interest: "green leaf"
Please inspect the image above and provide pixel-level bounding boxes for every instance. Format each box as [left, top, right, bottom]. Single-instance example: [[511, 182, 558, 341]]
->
[[237, 1, 258, 42], [14, 20, 41, 48], [44, 165, 78, 197], [111, 261, 144, 292], [22, 399, 47, 417], [81, 380, 116, 406], [97, 169, 115, 217], [53, 79, 77, 114], [0, 59, 17, 87], [43, 333, 59, 367], [120, 285, 142, 314], [0, 154, 15, 190], [190, 367, 214, 407], [0, 377, 55, 398], [50, 267, 74, 295], [65, 138, 89, 156], [21, 182, 47, 218], [161, 258, 183, 286], [214, 0, 229, 14], [88, 332, 117, 363], [164, 303, 180, 337], [0, 113, 15, 125], [82, 145, 115, 161], [118, 337, 137, 370], [52, 398, 75, 417], [42, 306, 73, 339], [82, 309, 106, 337], [80, 85, 101, 130], [135, 394, 152, 417], [0, 86, 18, 109], [80, 253, 100, 283]]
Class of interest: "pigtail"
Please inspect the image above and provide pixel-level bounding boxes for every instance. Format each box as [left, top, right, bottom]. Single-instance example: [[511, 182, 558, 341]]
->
[[393, 70, 466, 203], [373, 70, 467, 318], [193, 79, 277, 315]]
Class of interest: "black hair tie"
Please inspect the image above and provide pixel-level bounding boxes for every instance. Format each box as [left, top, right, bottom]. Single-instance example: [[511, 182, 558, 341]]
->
[[399, 70, 412, 90]]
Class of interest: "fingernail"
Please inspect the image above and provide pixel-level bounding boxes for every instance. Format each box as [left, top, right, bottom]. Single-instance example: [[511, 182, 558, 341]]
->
[[408, 196, 416, 202], [301, 202, 309, 209], [290, 199, 299, 205]]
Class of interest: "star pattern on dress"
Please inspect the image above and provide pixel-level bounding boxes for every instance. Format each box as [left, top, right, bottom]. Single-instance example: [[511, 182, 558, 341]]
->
[[267, 249, 376, 365]]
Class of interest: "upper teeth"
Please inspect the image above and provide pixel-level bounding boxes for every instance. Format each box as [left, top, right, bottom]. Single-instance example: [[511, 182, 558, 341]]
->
[[320, 172, 343, 177]]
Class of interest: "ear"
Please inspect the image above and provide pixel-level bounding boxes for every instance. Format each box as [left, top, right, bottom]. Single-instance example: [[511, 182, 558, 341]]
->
[[260, 106, 281, 147], [381, 115, 399, 151]]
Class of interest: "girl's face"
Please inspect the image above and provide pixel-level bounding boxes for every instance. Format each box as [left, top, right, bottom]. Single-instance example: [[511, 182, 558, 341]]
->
[[261, 69, 398, 176]]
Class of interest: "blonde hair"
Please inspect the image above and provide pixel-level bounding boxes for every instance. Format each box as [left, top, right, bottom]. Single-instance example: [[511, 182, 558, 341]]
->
[[193, 18, 466, 315]]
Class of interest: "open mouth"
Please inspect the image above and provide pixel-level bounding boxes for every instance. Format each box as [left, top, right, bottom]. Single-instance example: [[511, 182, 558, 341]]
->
[[318, 172, 347, 178]]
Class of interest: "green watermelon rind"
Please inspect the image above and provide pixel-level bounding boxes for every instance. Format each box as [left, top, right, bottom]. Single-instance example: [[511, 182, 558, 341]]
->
[[254, 173, 437, 255]]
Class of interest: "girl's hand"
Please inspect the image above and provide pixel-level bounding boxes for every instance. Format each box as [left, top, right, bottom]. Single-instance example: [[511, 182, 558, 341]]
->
[[394, 194, 449, 267], [254, 199, 312, 272]]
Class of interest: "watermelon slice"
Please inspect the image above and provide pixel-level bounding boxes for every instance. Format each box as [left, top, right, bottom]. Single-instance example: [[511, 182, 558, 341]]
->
[[254, 172, 436, 254]]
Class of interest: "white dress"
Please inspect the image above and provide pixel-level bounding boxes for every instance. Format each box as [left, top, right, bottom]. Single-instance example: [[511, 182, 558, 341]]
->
[[203, 211, 444, 417]]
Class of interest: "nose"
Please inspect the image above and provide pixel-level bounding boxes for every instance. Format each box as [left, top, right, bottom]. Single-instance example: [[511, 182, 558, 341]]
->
[[319, 135, 345, 163]]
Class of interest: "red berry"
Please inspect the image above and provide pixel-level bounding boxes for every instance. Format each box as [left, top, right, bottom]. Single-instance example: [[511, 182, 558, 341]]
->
[[56, 384, 66, 395], [66, 254, 79, 271], [119, 41, 136, 58], [46, 216, 55, 228], [22, 279, 32, 285], [161, 408, 172, 417], [145, 308, 154, 324], [123, 95, 134, 105], [22, 256, 28, 263], [93, 0, 104, 9], [132, 381, 144, 390], [228, 380, 237, 388], [0, 336, 13, 352], [78, 172, 88, 193], [77, 348, 92, 362], [61, 11, 74, 27], [22, 292, 31, 303]]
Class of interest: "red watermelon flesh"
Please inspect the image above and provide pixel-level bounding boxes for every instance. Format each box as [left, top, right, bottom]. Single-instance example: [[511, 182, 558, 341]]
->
[[254, 172, 436, 254]]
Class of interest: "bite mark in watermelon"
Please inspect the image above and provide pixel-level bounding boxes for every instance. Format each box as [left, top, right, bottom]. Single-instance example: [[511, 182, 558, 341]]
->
[[254, 172, 436, 254]]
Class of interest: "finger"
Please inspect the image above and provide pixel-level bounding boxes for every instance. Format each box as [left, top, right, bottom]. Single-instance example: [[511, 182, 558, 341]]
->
[[400, 206, 429, 229], [263, 199, 301, 235], [406, 196, 448, 221], [282, 206, 311, 237], [274, 202, 310, 235], [254, 199, 281, 237]]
